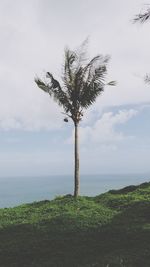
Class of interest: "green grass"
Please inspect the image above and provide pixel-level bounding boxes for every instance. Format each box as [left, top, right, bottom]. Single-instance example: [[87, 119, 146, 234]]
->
[[0, 181, 150, 266]]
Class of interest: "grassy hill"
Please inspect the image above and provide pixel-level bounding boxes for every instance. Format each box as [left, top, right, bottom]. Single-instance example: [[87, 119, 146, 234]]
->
[[0, 181, 150, 267]]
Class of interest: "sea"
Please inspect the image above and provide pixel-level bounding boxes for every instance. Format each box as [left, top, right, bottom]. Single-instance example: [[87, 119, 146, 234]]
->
[[0, 174, 149, 208]]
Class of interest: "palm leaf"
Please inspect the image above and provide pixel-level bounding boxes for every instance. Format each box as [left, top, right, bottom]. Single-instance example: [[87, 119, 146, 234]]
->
[[107, 81, 116, 86], [144, 74, 150, 84], [35, 78, 50, 93], [134, 7, 150, 23]]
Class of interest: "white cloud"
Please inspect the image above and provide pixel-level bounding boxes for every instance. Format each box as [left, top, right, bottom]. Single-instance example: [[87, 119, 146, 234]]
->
[[0, 88, 63, 131], [67, 109, 138, 146]]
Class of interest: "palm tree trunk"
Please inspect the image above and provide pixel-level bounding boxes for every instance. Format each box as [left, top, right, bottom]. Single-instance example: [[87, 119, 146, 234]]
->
[[74, 122, 80, 197]]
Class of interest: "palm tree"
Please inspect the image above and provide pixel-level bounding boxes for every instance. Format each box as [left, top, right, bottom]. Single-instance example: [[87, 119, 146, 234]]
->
[[35, 42, 115, 197]]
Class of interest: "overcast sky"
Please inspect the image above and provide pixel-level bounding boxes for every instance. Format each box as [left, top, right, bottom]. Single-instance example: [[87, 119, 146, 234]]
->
[[0, 0, 150, 177]]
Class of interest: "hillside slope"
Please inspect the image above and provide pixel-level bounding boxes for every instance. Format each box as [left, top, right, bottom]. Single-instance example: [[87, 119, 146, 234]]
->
[[0, 181, 150, 267]]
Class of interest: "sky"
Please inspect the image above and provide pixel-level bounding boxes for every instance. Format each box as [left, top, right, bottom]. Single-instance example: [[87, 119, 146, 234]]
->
[[0, 0, 150, 176]]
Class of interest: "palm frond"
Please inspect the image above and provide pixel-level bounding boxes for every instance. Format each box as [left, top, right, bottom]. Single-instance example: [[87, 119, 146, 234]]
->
[[62, 48, 77, 90], [35, 73, 72, 113], [75, 38, 89, 67], [144, 74, 150, 84], [35, 78, 50, 93], [134, 7, 150, 23], [107, 81, 116, 86], [84, 55, 110, 73], [79, 65, 107, 109], [64, 48, 77, 73], [78, 54, 116, 109]]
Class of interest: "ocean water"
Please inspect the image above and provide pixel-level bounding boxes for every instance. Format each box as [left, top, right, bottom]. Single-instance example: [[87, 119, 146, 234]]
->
[[0, 174, 149, 208]]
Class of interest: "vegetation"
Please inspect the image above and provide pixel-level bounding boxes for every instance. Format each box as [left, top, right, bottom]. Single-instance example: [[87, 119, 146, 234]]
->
[[35, 41, 115, 197], [0, 181, 149, 266]]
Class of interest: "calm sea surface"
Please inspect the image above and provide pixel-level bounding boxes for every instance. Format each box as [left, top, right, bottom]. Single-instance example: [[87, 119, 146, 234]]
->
[[0, 174, 149, 208]]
